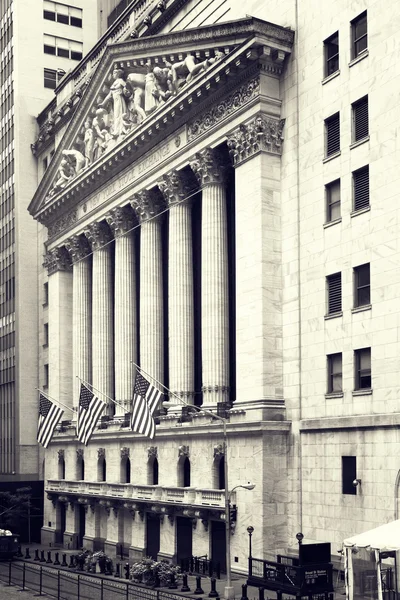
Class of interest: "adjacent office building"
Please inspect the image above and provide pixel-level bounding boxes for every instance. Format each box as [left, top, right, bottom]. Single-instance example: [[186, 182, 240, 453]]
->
[[26, 0, 400, 570]]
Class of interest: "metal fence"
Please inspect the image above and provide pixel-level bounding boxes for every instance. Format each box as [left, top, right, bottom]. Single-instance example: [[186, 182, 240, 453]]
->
[[0, 561, 212, 600]]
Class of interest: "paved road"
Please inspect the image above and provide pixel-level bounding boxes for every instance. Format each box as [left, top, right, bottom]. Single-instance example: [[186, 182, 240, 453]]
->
[[0, 579, 48, 599]]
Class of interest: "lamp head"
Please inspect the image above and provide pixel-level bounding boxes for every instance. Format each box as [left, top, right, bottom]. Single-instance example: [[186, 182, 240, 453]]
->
[[247, 526, 254, 534], [352, 478, 362, 487], [242, 483, 255, 491]]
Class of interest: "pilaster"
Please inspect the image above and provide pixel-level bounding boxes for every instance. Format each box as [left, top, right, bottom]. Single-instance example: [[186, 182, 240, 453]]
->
[[106, 206, 137, 415], [84, 221, 114, 414], [190, 149, 229, 407], [43, 247, 73, 412], [158, 171, 195, 404]]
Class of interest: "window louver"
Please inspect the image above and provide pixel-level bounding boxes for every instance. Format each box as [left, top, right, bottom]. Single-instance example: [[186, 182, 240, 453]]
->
[[327, 272, 342, 314], [353, 97, 369, 141], [353, 166, 369, 211], [326, 113, 340, 156]]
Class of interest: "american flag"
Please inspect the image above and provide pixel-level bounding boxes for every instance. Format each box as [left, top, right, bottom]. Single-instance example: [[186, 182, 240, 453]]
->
[[131, 371, 163, 439], [76, 384, 105, 446], [37, 393, 64, 449]]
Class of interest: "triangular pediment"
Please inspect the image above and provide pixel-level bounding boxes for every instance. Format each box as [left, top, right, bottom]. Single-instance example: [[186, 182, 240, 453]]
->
[[29, 17, 294, 222]]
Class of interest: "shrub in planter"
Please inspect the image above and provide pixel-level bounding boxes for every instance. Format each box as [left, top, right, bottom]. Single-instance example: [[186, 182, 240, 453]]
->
[[130, 557, 181, 587]]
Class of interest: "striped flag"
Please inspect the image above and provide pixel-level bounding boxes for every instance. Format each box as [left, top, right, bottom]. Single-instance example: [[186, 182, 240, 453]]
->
[[76, 384, 105, 446], [131, 371, 163, 439], [37, 393, 64, 449]]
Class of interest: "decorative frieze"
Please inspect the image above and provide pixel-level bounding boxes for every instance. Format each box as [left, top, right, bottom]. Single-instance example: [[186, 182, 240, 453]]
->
[[187, 76, 260, 141], [227, 114, 285, 166], [189, 148, 227, 187], [84, 221, 113, 250], [131, 189, 165, 222], [121, 447, 130, 458], [65, 234, 91, 263], [43, 247, 72, 275], [178, 445, 189, 458], [157, 170, 195, 207], [148, 446, 157, 459], [106, 205, 136, 236], [48, 210, 78, 239]]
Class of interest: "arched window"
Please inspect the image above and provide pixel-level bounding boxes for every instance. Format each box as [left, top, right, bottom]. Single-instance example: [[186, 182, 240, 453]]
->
[[58, 457, 65, 480], [183, 457, 191, 488], [77, 457, 84, 481], [218, 457, 225, 490], [97, 457, 106, 482], [153, 457, 159, 485], [147, 456, 159, 485], [121, 456, 131, 484]]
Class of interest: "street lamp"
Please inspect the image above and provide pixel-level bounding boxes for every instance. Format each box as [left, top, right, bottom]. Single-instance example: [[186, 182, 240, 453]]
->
[[247, 526, 254, 559], [224, 483, 255, 599]]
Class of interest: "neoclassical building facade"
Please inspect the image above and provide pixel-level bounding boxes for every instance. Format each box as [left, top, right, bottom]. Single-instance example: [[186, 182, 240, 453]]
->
[[29, 12, 294, 569]]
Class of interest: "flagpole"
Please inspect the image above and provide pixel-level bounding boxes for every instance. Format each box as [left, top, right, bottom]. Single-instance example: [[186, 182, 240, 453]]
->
[[76, 376, 126, 413], [36, 388, 75, 414]]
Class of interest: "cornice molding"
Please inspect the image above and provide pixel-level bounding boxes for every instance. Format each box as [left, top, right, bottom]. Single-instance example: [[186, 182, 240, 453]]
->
[[227, 113, 285, 165]]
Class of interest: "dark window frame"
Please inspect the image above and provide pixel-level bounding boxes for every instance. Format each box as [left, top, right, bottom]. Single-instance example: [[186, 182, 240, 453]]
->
[[44, 68, 57, 90], [351, 11, 368, 59], [326, 272, 342, 315], [342, 456, 357, 495], [327, 353, 342, 393], [352, 96, 369, 142], [324, 32, 339, 77], [353, 165, 370, 211], [354, 347, 371, 390], [354, 263, 370, 307], [43, 9, 56, 21], [325, 112, 340, 157], [326, 179, 341, 222]]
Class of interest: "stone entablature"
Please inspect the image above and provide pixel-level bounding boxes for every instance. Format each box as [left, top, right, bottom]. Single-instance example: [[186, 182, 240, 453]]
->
[[227, 113, 286, 165], [28, 17, 294, 229]]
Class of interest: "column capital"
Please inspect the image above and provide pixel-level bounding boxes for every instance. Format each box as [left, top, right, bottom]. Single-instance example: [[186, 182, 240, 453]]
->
[[189, 148, 227, 187], [43, 246, 72, 275], [106, 205, 136, 236], [131, 189, 165, 223], [157, 170, 195, 207], [65, 234, 91, 263], [84, 221, 113, 251], [227, 113, 285, 166]]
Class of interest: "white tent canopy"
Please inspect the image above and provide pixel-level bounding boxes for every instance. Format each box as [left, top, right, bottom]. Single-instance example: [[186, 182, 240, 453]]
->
[[344, 519, 400, 551]]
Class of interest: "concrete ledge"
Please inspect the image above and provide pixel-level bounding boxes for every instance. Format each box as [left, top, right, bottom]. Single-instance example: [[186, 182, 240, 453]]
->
[[300, 412, 400, 432]]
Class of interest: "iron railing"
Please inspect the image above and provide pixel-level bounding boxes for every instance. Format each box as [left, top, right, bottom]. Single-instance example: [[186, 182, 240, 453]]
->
[[248, 557, 333, 594]]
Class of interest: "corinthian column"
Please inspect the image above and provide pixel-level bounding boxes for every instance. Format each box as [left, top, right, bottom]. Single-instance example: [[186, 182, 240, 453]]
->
[[65, 235, 92, 410], [131, 190, 165, 389], [84, 221, 114, 414], [190, 149, 229, 407], [158, 170, 195, 404], [106, 206, 137, 416]]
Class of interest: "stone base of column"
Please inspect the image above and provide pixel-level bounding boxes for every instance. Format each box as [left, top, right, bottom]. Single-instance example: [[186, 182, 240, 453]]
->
[[41, 526, 57, 547], [104, 540, 118, 561], [158, 550, 175, 562], [82, 535, 96, 552], [230, 398, 285, 422], [129, 545, 145, 561], [63, 531, 79, 550]]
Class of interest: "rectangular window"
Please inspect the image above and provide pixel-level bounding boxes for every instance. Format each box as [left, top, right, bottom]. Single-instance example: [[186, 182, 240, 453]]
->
[[324, 32, 339, 77], [352, 96, 369, 142], [43, 323, 49, 347], [43, 156, 48, 172], [326, 179, 341, 222], [351, 11, 367, 59], [327, 272, 342, 315], [354, 347, 371, 390], [342, 456, 357, 495], [44, 363, 49, 388], [70, 6, 82, 27], [43, 34, 82, 60], [325, 112, 340, 157], [327, 353, 342, 393], [44, 68, 57, 90], [43, 9, 56, 21], [43, 282, 49, 306], [354, 263, 370, 307], [44, 1, 82, 26], [353, 165, 369, 211]]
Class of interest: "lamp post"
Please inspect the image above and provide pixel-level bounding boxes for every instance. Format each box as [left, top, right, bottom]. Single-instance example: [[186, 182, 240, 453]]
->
[[247, 526, 254, 559]]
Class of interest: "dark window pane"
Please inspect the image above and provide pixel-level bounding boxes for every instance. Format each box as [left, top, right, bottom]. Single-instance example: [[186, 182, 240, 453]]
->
[[326, 113, 340, 156], [43, 10, 55, 21], [57, 13, 69, 24], [355, 348, 371, 390], [71, 50, 82, 61], [353, 97, 369, 141], [352, 12, 367, 58], [57, 47, 69, 58], [327, 272, 342, 314], [70, 16, 82, 27], [353, 166, 369, 211], [44, 44, 56, 55], [328, 353, 342, 393], [342, 456, 357, 495], [325, 33, 339, 76], [326, 179, 340, 222]]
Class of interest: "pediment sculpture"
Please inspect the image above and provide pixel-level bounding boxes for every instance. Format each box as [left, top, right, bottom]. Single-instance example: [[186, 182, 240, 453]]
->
[[47, 50, 225, 201]]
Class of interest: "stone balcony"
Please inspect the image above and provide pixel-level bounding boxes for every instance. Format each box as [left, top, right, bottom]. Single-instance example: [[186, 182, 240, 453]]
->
[[46, 479, 234, 514]]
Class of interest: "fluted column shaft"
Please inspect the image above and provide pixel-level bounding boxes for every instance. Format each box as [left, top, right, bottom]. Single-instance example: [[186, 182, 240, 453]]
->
[[190, 149, 229, 406], [65, 235, 92, 410], [158, 171, 195, 402], [85, 222, 114, 414], [132, 190, 165, 388], [107, 207, 137, 416]]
